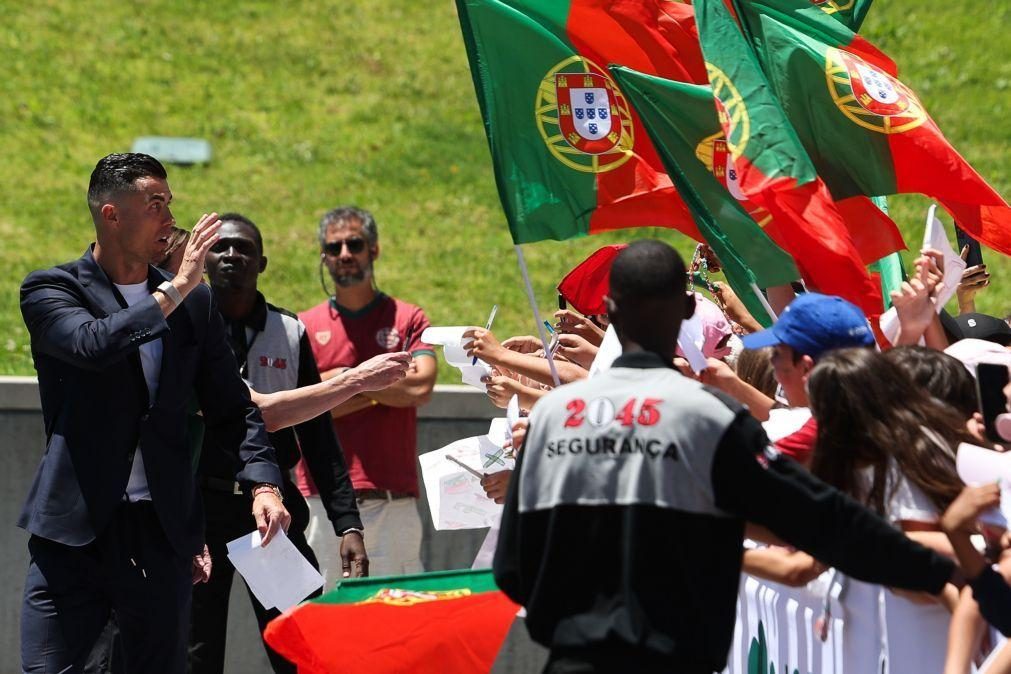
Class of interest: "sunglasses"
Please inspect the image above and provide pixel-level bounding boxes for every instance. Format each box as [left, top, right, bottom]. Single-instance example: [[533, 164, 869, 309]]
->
[[323, 237, 367, 255]]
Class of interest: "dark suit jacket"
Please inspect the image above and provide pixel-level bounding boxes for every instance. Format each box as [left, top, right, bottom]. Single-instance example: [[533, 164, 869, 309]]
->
[[18, 246, 283, 556]]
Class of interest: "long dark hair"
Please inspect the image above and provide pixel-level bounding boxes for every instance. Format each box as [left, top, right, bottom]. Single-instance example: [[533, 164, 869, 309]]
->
[[808, 348, 969, 517]]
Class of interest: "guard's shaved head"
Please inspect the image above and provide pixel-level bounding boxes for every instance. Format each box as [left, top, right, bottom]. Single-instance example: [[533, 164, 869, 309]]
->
[[606, 240, 693, 362]]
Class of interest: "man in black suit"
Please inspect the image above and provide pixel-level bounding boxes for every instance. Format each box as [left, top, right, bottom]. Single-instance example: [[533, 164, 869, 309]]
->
[[18, 153, 290, 674]]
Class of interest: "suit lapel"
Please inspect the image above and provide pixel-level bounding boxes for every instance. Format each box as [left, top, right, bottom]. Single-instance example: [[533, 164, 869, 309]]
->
[[78, 246, 150, 409], [78, 246, 128, 318]]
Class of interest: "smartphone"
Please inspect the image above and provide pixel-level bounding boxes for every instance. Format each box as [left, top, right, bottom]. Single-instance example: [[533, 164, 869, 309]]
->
[[976, 362, 1010, 442], [956, 225, 984, 268], [558, 293, 567, 311]]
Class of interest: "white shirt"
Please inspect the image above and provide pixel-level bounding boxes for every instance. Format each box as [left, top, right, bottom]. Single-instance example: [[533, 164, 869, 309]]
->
[[114, 281, 163, 502]]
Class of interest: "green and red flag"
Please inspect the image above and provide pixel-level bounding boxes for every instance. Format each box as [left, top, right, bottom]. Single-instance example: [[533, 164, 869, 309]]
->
[[730, 0, 894, 75], [808, 0, 874, 32], [264, 569, 519, 674], [611, 66, 798, 324], [757, 16, 1011, 257], [695, 0, 883, 316], [456, 0, 709, 244]]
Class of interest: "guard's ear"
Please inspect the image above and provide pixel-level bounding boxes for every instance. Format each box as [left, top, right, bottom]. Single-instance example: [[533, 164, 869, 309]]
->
[[259, 255, 268, 274], [370, 242, 381, 261], [684, 291, 697, 320], [604, 295, 618, 325]]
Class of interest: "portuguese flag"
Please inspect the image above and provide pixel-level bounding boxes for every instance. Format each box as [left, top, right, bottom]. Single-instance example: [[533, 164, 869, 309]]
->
[[809, 0, 874, 32], [264, 569, 519, 674], [730, 0, 894, 76], [611, 66, 797, 324], [695, 0, 882, 316], [456, 0, 708, 244], [758, 16, 1011, 257]]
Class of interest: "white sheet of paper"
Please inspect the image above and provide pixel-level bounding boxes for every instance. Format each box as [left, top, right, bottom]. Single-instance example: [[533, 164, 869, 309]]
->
[[588, 325, 621, 377], [924, 204, 966, 312], [421, 326, 493, 391], [956, 442, 1010, 528], [226, 529, 324, 612], [471, 518, 502, 569], [419, 436, 502, 530], [677, 322, 708, 374]]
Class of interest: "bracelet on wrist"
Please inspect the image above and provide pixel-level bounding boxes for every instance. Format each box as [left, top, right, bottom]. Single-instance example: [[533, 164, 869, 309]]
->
[[340, 527, 365, 539]]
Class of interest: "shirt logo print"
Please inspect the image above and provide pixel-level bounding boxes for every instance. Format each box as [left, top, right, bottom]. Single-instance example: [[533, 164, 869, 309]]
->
[[259, 356, 287, 370]]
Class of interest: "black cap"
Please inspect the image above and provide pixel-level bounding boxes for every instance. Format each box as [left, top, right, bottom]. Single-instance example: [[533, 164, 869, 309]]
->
[[949, 313, 1011, 346]]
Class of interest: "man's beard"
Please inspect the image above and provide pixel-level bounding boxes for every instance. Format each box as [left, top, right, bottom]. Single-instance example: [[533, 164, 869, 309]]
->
[[332, 260, 373, 288]]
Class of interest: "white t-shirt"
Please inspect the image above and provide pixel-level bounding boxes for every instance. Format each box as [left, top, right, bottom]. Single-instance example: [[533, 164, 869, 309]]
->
[[115, 281, 163, 502]]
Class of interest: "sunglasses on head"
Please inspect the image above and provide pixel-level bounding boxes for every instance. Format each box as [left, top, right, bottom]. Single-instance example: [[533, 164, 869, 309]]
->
[[323, 237, 367, 255]]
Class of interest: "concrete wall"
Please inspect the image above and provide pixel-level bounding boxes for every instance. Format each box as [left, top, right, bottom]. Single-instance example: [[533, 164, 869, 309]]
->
[[0, 378, 500, 673]]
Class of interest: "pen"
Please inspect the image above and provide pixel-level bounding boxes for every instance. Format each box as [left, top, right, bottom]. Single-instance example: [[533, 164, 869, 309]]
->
[[544, 320, 560, 357], [446, 454, 484, 479], [472, 304, 498, 366]]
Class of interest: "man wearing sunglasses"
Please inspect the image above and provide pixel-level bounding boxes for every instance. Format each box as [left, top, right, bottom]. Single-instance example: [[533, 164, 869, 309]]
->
[[296, 206, 437, 578]]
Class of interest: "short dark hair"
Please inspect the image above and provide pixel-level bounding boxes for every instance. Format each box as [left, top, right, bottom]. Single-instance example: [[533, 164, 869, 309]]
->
[[87, 153, 167, 219], [218, 212, 264, 254], [609, 239, 686, 301], [318, 206, 378, 248]]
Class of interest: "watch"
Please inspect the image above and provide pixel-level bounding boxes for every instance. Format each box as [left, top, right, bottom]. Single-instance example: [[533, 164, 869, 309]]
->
[[251, 483, 284, 502], [156, 281, 184, 307], [340, 527, 365, 539]]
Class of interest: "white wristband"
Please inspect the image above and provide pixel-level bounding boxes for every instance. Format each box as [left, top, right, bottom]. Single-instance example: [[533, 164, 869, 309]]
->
[[156, 281, 184, 307]]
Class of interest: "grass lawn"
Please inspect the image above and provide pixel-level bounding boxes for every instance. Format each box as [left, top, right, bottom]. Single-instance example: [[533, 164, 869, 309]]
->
[[1, 1, 1008, 381]]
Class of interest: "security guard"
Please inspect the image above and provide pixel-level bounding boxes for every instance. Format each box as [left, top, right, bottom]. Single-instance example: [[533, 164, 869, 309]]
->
[[494, 240, 960, 674]]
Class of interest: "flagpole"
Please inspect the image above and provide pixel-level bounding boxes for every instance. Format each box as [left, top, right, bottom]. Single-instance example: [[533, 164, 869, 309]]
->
[[514, 244, 561, 387], [749, 283, 778, 323]]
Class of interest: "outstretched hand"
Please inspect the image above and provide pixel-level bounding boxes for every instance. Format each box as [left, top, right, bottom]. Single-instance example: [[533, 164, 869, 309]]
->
[[350, 352, 412, 392]]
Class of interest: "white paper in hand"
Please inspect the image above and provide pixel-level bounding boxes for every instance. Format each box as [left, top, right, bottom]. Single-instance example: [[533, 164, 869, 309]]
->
[[226, 529, 324, 612], [421, 326, 493, 391], [956, 442, 1010, 528], [677, 320, 708, 374], [419, 435, 503, 530], [923, 204, 966, 312]]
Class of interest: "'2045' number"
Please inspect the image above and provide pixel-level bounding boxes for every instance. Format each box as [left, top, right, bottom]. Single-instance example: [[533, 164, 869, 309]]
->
[[564, 397, 662, 428]]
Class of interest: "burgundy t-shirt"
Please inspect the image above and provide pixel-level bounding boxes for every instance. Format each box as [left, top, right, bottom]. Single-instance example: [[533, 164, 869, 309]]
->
[[295, 294, 434, 497]]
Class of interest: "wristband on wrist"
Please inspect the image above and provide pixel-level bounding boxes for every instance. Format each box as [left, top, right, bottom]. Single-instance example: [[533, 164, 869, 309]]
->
[[155, 281, 184, 307]]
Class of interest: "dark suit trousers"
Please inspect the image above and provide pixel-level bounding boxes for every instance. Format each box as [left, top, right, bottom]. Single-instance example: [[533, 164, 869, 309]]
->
[[21, 501, 192, 674], [188, 485, 321, 674]]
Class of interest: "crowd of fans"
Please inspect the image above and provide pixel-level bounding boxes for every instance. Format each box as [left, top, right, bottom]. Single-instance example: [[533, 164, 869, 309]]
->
[[461, 241, 1011, 674]]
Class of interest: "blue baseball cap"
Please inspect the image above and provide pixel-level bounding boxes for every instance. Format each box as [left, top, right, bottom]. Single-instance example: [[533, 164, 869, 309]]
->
[[742, 293, 875, 359]]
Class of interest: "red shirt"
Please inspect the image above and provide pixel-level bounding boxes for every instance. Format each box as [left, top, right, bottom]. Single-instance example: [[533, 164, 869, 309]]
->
[[296, 293, 434, 496], [773, 417, 817, 467]]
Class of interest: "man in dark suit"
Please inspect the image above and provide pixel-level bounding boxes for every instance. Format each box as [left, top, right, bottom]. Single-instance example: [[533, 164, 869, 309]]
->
[[18, 153, 290, 674]]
